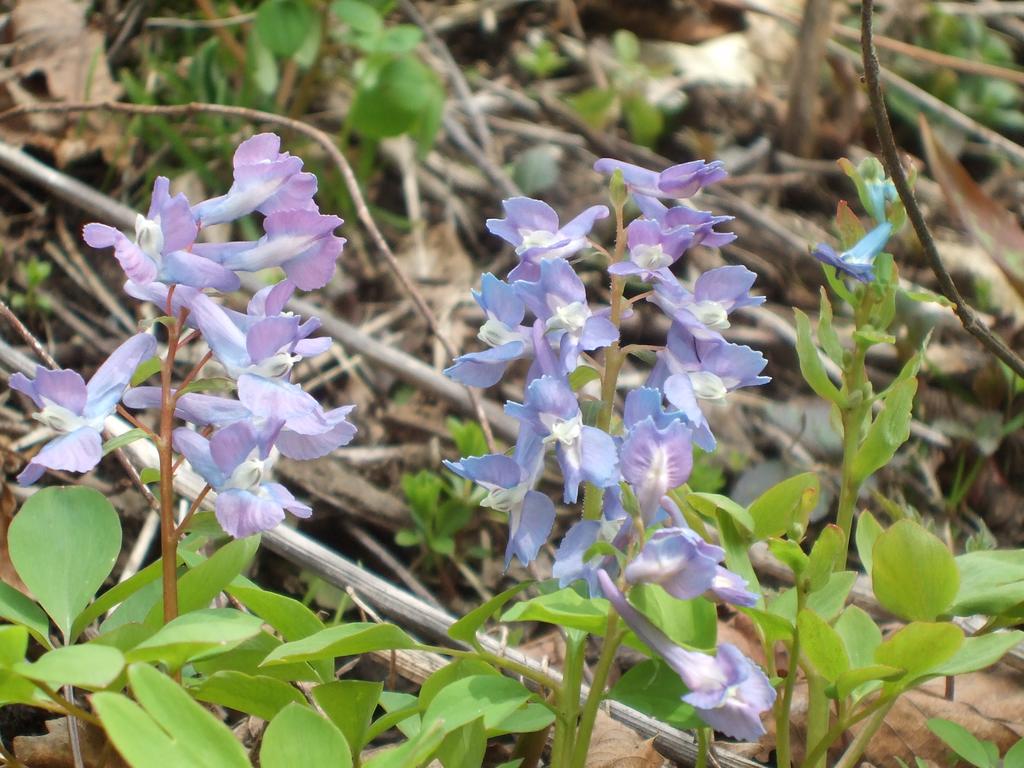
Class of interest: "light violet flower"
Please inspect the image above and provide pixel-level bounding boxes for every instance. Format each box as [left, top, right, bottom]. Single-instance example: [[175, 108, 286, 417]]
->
[[174, 421, 311, 538], [594, 158, 727, 200], [83, 177, 239, 292], [191, 133, 317, 226], [486, 197, 609, 281], [10, 334, 157, 485], [553, 488, 632, 596], [609, 218, 694, 285], [620, 417, 693, 524], [194, 210, 345, 291], [706, 566, 758, 607], [505, 375, 619, 503], [811, 222, 892, 283], [444, 429, 554, 567], [598, 571, 775, 741], [445, 274, 532, 387], [650, 266, 764, 341], [514, 258, 618, 374], [185, 292, 321, 420], [634, 195, 735, 249], [625, 527, 723, 600]]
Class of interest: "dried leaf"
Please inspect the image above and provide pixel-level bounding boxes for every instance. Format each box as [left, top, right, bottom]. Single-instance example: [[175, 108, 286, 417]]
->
[[13, 717, 129, 768], [584, 711, 666, 768]]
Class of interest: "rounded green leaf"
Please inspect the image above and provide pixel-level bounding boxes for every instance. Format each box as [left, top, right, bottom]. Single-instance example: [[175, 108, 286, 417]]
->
[[261, 622, 415, 666], [797, 609, 849, 683], [871, 520, 959, 621], [256, 0, 315, 57], [749, 472, 819, 540], [192, 671, 305, 720], [500, 588, 610, 635], [874, 622, 963, 687], [128, 608, 263, 669], [261, 703, 352, 768], [422, 675, 532, 733], [15, 644, 124, 689], [10, 486, 122, 640]]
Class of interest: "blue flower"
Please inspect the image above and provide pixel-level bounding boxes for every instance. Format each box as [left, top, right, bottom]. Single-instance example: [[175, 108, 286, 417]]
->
[[620, 417, 693, 524], [811, 222, 893, 283], [593, 158, 727, 200], [650, 266, 764, 341]]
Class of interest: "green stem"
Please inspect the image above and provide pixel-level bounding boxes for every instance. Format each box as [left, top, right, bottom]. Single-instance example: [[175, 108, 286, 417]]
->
[[803, 672, 829, 768], [833, 699, 895, 768], [696, 728, 711, 768], [568, 612, 623, 768], [553, 631, 587, 768], [775, 585, 806, 768], [800, 695, 893, 768]]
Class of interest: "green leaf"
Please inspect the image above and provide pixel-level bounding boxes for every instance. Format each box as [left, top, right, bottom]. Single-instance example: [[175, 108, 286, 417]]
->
[[713, 508, 760, 598], [313, 680, 383, 754], [261, 703, 352, 768], [629, 586, 717, 651], [333, 0, 383, 45], [176, 377, 235, 396], [192, 671, 305, 720], [622, 95, 663, 148], [128, 608, 263, 669], [874, 622, 963, 688], [830, 664, 904, 700], [10, 486, 121, 640], [950, 549, 1024, 616], [0, 625, 28, 666], [608, 659, 702, 730], [1003, 738, 1024, 768], [749, 472, 819, 540], [768, 538, 808, 577], [436, 718, 486, 768], [500, 588, 610, 635], [817, 288, 845, 365], [686, 492, 753, 532], [871, 519, 959, 621], [833, 605, 882, 668], [73, 559, 163, 639], [770, 572, 857, 623], [102, 428, 150, 456], [741, 607, 793, 644], [804, 524, 845, 592], [247, 31, 279, 96], [418, 658, 498, 713], [926, 718, 995, 768], [569, 365, 601, 391], [422, 675, 533, 732], [795, 308, 843, 404], [139, 467, 161, 485], [256, 0, 316, 57], [851, 377, 917, 485], [855, 511, 883, 577], [350, 55, 443, 140], [130, 356, 162, 386], [930, 630, 1024, 677], [0, 581, 52, 648], [449, 581, 533, 644], [126, 664, 250, 767], [565, 87, 618, 129], [93, 692, 194, 768], [378, 25, 422, 54], [797, 609, 849, 682], [490, 703, 555, 736], [15, 644, 124, 689], [261, 622, 416, 666]]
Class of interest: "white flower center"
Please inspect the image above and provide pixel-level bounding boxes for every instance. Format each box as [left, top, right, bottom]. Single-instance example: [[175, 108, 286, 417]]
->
[[631, 243, 671, 270], [481, 484, 527, 513], [478, 318, 525, 348], [543, 413, 583, 447], [546, 301, 589, 334], [516, 228, 559, 254], [32, 401, 93, 433], [225, 456, 265, 491], [135, 214, 164, 260], [689, 371, 728, 401], [690, 300, 730, 330], [247, 351, 300, 379]]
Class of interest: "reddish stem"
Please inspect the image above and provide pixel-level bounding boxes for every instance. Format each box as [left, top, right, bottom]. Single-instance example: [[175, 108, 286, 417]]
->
[[158, 291, 184, 625]]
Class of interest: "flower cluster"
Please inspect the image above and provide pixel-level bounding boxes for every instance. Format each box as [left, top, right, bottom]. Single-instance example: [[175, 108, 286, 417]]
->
[[446, 159, 775, 739], [11, 134, 355, 538]]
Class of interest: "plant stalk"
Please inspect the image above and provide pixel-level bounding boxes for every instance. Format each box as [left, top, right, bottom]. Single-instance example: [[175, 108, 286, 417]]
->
[[158, 302, 186, 625], [568, 612, 622, 768]]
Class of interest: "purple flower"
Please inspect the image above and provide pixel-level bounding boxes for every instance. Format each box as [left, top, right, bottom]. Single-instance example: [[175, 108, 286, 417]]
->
[[649, 326, 769, 450], [444, 429, 554, 567], [486, 197, 609, 281], [609, 219, 694, 285], [83, 177, 239, 292], [514, 259, 618, 374], [705, 566, 758, 607], [445, 274, 532, 388], [811, 222, 892, 283], [10, 334, 157, 485], [598, 571, 775, 741], [553, 488, 632, 595], [594, 159, 727, 200], [620, 417, 693, 523], [191, 133, 318, 226], [185, 292, 321, 421], [634, 195, 735, 249], [123, 387, 356, 461], [505, 375, 619, 503], [650, 266, 764, 341], [194, 210, 345, 291], [625, 527, 722, 600], [174, 421, 311, 538]]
